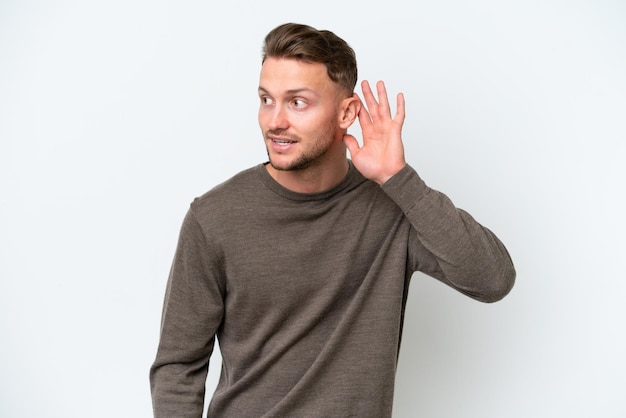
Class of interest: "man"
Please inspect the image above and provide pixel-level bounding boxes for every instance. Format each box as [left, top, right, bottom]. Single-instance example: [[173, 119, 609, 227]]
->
[[150, 23, 515, 417]]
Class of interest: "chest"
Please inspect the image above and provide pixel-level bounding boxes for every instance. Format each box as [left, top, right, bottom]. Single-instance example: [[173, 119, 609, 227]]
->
[[216, 189, 405, 309]]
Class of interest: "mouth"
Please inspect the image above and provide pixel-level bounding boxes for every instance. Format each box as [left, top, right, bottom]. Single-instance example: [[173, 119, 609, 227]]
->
[[272, 139, 296, 147], [266, 134, 298, 152], [269, 136, 297, 145]]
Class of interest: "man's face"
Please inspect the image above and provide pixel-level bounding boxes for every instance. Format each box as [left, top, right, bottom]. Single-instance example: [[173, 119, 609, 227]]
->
[[258, 57, 345, 172]]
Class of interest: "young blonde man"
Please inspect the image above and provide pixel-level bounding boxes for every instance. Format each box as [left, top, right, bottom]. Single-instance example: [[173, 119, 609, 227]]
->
[[150, 22, 515, 417]]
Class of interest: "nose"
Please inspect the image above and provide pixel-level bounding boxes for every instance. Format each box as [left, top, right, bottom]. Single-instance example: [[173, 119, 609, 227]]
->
[[267, 105, 289, 131]]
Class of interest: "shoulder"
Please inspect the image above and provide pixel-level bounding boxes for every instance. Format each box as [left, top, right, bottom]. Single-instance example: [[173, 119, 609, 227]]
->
[[189, 164, 264, 220]]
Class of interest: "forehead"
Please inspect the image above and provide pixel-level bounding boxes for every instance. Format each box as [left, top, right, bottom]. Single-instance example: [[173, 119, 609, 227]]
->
[[259, 57, 337, 96]]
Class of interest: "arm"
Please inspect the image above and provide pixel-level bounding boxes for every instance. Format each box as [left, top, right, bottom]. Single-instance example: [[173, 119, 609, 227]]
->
[[382, 164, 515, 302], [344, 81, 515, 302], [149, 209, 225, 417]]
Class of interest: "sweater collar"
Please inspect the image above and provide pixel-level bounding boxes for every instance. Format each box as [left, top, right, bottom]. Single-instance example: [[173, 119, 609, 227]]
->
[[257, 160, 366, 202]]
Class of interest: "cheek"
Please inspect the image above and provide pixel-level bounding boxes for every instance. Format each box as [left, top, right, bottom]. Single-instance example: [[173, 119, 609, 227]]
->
[[296, 109, 330, 129], [304, 110, 338, 134]]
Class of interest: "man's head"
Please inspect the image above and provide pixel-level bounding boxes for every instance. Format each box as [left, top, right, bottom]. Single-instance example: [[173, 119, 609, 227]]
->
[[262, 23, 358, 97], [258, 23, 361, 187]]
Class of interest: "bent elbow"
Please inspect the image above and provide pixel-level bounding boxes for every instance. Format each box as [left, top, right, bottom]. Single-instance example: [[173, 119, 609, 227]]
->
[[477, 261, 516, 303]]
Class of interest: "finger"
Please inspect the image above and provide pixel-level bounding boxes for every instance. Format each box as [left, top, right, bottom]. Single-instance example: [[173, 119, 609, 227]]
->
[[355, 93, 373, 130], [395, 92, 406, 126], [342, 133, 361, 157], [376, 81, 392, 120], [361, 80, 380, 121]]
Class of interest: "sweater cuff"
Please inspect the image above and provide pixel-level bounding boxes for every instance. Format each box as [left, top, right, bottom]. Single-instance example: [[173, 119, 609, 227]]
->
[[380, 164, 430, 213]]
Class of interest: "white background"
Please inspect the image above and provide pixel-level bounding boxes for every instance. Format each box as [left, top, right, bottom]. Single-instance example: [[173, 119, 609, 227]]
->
[[1, 1, 625, 417]]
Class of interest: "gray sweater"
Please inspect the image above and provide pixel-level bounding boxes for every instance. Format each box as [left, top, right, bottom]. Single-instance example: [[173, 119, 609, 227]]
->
[[150, 162, 515, 417]]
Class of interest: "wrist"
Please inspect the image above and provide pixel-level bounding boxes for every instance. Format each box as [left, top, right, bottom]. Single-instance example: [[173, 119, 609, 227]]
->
[[377, 162, 407, 185]]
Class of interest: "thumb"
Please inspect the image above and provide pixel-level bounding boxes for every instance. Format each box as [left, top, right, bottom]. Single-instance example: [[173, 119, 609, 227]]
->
[[342, 133, 361, 158]]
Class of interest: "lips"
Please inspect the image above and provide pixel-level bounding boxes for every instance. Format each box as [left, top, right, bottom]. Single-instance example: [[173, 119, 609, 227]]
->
[[272, 138, 296, 145], [268, 132, 297, 142], [267, 134, 298, 152]]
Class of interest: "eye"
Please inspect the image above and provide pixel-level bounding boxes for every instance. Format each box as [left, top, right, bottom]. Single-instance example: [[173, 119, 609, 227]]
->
[[260, 96, 274, 106], [292, 98, 307, 108]]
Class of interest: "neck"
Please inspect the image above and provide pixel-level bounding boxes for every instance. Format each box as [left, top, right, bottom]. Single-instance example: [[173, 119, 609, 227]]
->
[[266, 157, 350, 194]]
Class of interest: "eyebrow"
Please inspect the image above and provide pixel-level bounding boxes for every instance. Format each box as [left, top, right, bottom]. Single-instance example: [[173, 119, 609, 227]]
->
[[258, 86, 319, 96]]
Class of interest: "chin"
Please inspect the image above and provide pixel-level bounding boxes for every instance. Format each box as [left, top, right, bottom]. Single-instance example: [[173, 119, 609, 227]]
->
[[268, 155, 317, 172], [269, 160, 303, 172]]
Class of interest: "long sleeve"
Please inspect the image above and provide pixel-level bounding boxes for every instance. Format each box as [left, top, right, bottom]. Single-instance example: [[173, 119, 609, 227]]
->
[[149, 209, 226, 417], [382, 164, 515, 302]]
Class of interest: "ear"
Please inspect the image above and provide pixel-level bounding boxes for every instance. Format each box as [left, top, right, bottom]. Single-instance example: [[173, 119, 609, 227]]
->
[[338, 93, 361, 129]]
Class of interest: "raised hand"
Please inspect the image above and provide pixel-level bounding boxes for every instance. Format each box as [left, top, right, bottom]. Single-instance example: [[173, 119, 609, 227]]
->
[[343, 80, 407, 185]]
